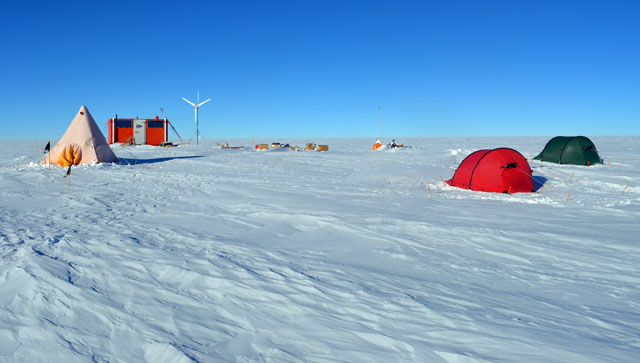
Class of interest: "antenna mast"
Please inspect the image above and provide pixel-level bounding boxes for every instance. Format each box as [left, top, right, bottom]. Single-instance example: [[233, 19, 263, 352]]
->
[[379, 105, 384, 143], [182, 92, 211, 144]]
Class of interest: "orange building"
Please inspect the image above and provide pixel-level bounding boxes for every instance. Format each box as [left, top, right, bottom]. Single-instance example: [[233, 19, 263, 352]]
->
[[107, 116, 169, 146]]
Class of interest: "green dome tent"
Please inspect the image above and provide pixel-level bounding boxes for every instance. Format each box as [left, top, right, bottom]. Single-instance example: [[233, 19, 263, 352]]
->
[[533, 136, 602, 166]]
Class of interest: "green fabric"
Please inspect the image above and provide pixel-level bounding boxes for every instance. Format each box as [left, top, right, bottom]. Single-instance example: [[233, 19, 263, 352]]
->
[[534, 136, 602, 166], [533, 136, 571, 162]]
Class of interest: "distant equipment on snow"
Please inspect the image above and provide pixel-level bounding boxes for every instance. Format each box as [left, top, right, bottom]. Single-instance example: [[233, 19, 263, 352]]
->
[[372, 138, 409, 151], [253, 142, 327, 152]]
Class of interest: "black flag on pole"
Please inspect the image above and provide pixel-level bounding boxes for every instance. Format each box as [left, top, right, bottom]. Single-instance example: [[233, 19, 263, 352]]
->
[[44, 141, 50, 153]]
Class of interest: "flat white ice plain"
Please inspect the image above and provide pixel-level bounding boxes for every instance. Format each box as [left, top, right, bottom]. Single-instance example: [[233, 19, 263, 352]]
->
[[1, 136, 639, 362]]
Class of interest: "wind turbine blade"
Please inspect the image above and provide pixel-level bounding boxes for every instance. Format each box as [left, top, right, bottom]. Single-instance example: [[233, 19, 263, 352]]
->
[[182, 97, 196, 107], [197, 98, 212, 107]]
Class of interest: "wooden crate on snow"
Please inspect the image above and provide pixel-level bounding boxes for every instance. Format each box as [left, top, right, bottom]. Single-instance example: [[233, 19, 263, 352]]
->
[[317, 145, 329, 152]]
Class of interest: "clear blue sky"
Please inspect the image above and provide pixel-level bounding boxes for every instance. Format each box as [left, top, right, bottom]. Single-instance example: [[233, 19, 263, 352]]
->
[[1, 0, 638, 140]]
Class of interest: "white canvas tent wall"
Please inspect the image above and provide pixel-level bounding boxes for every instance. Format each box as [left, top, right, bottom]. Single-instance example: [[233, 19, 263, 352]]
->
[[44, 105, 117, 166]]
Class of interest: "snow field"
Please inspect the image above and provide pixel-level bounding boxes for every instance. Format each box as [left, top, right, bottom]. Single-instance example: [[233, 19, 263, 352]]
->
[[1, 136, 639, 362]]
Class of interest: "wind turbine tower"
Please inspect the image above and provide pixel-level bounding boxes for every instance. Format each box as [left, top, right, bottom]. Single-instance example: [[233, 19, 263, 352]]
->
[[182, 92, 211, 144]]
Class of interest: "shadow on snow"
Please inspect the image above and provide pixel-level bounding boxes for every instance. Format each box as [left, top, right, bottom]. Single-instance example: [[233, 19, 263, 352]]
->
[[532, 175, 547, 192], [117, 156, 204, 165]]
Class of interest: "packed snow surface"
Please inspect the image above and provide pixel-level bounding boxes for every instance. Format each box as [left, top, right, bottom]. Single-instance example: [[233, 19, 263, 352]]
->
[[1, 137, 639, 362]]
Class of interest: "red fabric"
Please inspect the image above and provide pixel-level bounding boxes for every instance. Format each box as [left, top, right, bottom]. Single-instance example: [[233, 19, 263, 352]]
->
[[446, 150, 490, 189], [446, 148, 533, 193]]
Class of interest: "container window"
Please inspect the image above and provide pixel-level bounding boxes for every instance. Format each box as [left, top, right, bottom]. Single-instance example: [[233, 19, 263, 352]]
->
[[148, 121, 164, 128], [115, 120, 132, 128]]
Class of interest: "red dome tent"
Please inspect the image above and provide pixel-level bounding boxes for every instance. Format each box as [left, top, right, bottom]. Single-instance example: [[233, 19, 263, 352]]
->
[[446, 148, 534, 194]]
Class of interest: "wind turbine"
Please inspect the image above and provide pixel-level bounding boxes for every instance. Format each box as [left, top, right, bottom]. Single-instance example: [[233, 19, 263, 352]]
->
[[182, 91, 211, 144]]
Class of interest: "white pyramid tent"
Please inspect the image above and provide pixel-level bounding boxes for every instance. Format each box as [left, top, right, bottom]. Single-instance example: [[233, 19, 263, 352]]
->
[[45, 105, 117, 166]]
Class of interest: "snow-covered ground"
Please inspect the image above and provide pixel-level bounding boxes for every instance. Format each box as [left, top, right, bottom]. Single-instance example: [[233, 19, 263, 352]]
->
[[1, 136, 639, 362]]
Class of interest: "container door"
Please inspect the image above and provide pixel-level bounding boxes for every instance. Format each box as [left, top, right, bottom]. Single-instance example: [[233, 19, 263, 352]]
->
[[134, 119, 146, 145]]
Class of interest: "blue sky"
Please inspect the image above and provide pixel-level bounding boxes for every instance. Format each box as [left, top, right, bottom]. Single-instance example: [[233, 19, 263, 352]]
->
[[1, 0, 638, 140]]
